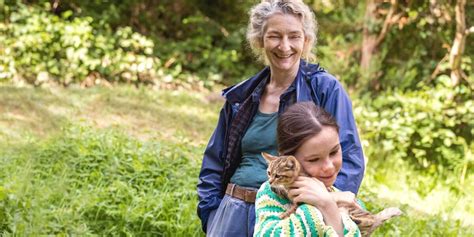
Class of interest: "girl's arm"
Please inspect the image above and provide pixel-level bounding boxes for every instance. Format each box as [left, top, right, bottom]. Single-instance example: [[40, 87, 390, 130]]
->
[[290, 177, 344, 236]]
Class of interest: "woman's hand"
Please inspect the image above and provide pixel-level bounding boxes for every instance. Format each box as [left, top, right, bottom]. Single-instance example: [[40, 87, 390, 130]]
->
[[288, 176, 333, 208]]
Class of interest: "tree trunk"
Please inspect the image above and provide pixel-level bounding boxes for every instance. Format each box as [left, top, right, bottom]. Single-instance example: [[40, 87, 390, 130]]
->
[[360, 0, 399, 90], [361, 0, 378, 71], [449, 0, 467, 87]]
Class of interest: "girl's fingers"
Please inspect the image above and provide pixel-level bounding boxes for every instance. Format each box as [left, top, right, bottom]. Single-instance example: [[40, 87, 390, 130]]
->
[[296, 176, 312, 182], [291, 176, 315, 187], [290, 181, 303, 188], [288, 188, 303, 197]]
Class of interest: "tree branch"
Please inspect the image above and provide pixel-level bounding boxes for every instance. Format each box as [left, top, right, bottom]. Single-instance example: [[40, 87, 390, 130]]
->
[[430, 53, 449, 80], [449, 0, 467, 87], [51, 0, 60, 13], [375, 0, 399, 48]]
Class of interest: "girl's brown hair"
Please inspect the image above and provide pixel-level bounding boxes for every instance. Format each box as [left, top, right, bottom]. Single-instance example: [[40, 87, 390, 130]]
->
[[277, 102, 339, 155]]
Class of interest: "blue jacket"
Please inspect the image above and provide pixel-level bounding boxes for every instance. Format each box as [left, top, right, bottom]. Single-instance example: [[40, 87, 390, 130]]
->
[[197, 61, 365, 232]]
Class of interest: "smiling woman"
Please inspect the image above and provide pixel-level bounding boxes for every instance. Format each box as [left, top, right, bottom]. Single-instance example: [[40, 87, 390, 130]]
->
[[197, 1, 365, 236], [263, 14, 307, 79]]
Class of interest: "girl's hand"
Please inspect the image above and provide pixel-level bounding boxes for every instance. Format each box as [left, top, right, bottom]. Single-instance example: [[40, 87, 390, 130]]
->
[[288, 176, 334, 208], [331, 191, 360, 206], [330, 191, 361, 214], [288, 176, 343, 236]]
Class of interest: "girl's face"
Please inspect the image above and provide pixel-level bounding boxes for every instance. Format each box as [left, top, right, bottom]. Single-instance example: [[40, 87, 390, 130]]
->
[[294, 126, 342, 187], [263, 13, 308, 75]]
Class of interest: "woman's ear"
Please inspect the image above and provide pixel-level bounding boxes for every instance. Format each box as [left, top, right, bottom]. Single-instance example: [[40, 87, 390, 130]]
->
[[261, 152, 277, 164]]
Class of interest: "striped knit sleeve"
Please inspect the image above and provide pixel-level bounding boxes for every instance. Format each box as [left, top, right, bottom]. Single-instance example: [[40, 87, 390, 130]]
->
[[254, 182, 361, 237]]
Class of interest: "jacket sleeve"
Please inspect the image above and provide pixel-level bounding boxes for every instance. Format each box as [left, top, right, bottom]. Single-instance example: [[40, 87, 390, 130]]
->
[[254, 182, 360, 237], [196, 102, 229, 232], [313, 73, 365, 194]]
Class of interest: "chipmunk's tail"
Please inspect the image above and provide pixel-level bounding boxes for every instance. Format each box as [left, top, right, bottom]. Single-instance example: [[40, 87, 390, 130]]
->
[[365, 207, 402, 236], [375, 207, 403, 223]]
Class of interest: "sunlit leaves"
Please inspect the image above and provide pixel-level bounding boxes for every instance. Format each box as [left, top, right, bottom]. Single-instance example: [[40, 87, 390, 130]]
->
[[355, 80, 473, 182]]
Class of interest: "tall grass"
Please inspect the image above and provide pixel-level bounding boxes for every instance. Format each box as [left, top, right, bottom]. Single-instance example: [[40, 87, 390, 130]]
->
[[0, 124, 204, 236]]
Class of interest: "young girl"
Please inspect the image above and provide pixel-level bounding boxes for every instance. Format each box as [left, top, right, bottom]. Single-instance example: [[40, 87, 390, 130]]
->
[[254, 102, 361, 236]]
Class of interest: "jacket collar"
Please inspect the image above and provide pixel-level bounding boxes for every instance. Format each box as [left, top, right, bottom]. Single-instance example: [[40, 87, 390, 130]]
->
[[222, 59, 325, 104]]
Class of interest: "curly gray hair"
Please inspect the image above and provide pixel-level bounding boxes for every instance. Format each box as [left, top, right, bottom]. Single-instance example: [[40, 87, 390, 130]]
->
[[246, 0, 318, 64]]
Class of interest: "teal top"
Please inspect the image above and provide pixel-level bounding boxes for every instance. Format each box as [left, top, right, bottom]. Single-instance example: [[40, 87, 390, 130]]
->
[[230, 110, 278, 188]]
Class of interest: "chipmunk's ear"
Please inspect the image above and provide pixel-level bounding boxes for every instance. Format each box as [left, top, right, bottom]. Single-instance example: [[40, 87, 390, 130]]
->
[[287, 159, 295, 169], [289, 156, 301, 173], [261, 152, 277, 164]]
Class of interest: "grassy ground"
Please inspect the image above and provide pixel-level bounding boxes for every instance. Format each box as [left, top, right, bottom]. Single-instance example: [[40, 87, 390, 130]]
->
[[0, 85, 473, 236]]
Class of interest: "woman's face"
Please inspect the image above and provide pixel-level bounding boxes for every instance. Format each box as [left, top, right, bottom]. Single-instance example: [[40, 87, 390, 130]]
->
[[263, 13, 308, 75], [294, 126, 342, 187]]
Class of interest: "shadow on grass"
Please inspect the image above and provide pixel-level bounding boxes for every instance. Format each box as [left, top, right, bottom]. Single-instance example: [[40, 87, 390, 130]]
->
[[0, 87, 72, 141], [0, 85, 223, 145]]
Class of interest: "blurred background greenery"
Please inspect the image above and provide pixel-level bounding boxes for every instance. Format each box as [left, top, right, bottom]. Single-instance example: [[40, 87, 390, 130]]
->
[[0, 0, 473, 236]]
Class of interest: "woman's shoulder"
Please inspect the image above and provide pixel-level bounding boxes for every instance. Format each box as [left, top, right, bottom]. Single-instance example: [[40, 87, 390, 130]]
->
[[302, 62, 343, 91], [221, 66, 270, 103]]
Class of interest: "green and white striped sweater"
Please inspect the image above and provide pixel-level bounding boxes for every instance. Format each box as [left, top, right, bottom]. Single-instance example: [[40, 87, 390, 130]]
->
[[254, 181, 361, 237]]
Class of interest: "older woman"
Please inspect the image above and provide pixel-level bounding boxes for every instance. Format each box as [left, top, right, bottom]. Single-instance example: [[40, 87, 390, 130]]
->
[[197, 0, 365, 236]]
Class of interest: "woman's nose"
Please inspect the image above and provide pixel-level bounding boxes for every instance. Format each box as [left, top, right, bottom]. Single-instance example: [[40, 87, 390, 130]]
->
[[278, 37, 290, 51]]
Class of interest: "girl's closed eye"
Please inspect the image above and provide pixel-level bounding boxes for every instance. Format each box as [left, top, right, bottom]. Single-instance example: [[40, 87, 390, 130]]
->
[[330, 145, 340, 157], [308, 157, 319, 162]]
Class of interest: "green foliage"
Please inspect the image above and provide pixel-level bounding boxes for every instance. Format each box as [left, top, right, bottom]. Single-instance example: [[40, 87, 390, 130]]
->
[[310, 0, 474, 92], [355, 78, 473, 186], [2, 1, 473, 88], [157, 12, 254, 87], [0, 124, 204, 236], [0, 1, 260, 87], [0, 3, 164, 85]]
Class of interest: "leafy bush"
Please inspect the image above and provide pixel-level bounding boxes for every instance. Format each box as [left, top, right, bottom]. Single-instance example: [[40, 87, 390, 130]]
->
[[0, 124, 204, 236], [0, 3, 163, 85], [355, 77, 473, 186], [0, 1, 259, 87]]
